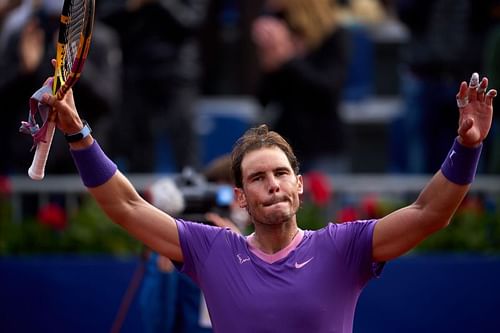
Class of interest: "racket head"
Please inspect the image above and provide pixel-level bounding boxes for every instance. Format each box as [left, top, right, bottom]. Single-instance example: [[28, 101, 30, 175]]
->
[[53, 0, 95, 99], [28, 0, 95, 180]]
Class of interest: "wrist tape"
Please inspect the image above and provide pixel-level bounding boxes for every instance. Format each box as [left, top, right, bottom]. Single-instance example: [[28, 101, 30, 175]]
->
[[440, 138, 482, 185], [70, 140, 117, 187]]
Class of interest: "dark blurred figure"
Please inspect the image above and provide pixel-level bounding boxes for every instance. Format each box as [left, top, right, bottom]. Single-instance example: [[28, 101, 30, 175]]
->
[[99, 0, 210, 173], [0, 0, 21, 27], [251, 0, 351, 173], [199, 0, 264, 95], [482, 1, 500, 173], [0, 0, 121, 175], [392, 0, 493, 173]]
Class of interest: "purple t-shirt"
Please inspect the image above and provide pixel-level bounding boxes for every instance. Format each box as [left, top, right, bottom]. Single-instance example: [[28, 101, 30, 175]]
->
[[176, 219, 382, 333]]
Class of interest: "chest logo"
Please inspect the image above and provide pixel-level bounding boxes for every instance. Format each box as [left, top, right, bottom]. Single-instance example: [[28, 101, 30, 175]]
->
[[237, 254, 251, 264], [295, 257, 314, 269]]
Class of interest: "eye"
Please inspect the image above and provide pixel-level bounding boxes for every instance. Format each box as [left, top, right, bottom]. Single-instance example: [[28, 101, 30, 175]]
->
[[276, 170, 288, 177], [252, 175, 264, 182]]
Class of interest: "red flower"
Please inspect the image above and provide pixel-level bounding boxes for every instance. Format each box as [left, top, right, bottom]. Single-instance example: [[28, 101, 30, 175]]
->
[[304, 171, 332, 206], [37, 203, 67, 230], [337, 206, 358, 223], [0, 175, 11, 196], [458, 195, 484, 215], [361, 194, 379, 218]]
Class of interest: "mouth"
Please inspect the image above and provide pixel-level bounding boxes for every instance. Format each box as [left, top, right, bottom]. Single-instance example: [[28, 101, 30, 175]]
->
[[263, 197, 287, 207]]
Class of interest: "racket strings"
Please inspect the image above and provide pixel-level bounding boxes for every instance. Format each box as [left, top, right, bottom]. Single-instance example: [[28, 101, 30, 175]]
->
[[62, 0, 86, 79]]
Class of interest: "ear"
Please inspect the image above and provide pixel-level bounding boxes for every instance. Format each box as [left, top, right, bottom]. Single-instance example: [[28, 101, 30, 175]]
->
[[297, 174, 304, 194], [234, 187, 247, 208]]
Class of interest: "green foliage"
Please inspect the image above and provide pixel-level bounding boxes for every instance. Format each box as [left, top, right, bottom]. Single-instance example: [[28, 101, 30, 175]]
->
[[415, 196, 500, 253], [0, 195, 141, 255], [297, 193, 500, 254], [1, 192, 499, 255]]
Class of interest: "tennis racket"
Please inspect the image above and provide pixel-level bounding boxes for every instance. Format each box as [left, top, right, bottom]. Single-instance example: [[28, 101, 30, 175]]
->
[[28, 0, 95, 180]]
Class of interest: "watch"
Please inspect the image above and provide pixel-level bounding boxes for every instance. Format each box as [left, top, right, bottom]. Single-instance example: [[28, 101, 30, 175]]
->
[[64, 120, 92, 143]]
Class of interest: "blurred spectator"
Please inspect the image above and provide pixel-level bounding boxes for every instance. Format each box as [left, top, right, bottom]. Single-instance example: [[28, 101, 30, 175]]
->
[[199, 0, 264, 95], [139, 154, 249, 333], [99, 0, 210, 173], [0, 0, 21, 29], [483, 2, 500, 174], [252, 0, 351, 173], [392, 0, 493, 173], [0, 0, 121, 175]]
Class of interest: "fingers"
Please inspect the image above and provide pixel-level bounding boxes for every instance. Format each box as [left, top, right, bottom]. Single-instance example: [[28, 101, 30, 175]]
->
[[467, 72, 479, 102], [40, 93, 56, 106], [456, 73, 496, 108], [485, 89, 498, 107], [477, 77, 488, 96], [456, 81, 468, 108]]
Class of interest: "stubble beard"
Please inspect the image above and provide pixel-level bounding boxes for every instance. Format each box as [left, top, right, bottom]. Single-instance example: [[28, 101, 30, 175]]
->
[[249, 201, 299, 226]]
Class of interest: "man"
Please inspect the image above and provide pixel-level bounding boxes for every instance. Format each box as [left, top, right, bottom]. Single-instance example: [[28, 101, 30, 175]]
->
[[40, 72, 495, 332]]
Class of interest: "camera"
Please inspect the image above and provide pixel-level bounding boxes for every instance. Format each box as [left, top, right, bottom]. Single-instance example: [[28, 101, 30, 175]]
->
[[149, 168, 233, 223]]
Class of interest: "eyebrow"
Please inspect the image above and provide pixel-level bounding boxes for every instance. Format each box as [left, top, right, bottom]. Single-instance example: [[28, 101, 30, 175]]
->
[[246, 167, 291, 181]]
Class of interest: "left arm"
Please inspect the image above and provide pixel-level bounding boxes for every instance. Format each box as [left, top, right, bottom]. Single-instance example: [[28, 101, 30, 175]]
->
[[373, 73, 497, 262]]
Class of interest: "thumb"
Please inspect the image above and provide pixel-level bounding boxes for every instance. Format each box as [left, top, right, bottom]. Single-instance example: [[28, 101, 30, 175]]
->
[[41, 93, 56, 106], [458, 118, 473, 137]]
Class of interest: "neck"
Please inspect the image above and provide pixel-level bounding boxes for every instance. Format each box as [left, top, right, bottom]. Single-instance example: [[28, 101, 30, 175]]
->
[[250, 222, 300, 254]]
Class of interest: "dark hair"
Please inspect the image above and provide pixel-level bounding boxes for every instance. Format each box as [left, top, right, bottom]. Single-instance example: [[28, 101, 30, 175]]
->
[[231, 124, 300, 188], [203, 154, 233, 184]]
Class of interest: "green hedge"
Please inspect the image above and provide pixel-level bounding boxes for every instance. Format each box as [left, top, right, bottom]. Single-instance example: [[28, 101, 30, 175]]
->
[[0, 196, 141, 255], [1, 193, 499, 255]]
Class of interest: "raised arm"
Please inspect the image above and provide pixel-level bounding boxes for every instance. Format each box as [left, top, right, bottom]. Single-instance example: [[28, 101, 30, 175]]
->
[[41, 86, 183, 262], [372, 73, 496, 262]]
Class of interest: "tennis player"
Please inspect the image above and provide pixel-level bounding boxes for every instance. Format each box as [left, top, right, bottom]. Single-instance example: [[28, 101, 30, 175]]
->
[[40, 72, 495, 332]]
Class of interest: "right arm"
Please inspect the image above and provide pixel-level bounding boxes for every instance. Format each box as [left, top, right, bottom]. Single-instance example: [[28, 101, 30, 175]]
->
[[42, 88, 184, 262]]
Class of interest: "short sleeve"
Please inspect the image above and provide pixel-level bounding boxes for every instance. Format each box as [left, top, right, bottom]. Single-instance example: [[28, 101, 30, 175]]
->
[[328, 220, 384, 285], [175, 219, 225, 283]]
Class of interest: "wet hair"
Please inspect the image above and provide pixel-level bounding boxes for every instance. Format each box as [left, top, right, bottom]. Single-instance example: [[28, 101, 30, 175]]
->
[[231, 124, 300, 188]]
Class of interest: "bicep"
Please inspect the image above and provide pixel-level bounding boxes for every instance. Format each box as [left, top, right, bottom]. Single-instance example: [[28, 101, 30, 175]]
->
[[373, 172, 470, 262], [372, 205, 431, 262]]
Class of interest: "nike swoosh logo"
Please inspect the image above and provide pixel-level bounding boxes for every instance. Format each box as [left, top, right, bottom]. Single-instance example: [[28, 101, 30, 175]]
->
[[295, 257, 314, 269], [449, 150, 456, 166]]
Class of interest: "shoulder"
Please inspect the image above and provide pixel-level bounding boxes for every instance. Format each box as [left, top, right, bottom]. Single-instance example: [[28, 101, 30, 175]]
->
[[176, 219, 244, 245], [305, 220, 378, 244]]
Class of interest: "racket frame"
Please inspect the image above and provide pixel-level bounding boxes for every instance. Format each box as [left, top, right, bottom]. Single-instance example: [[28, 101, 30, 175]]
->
[[28, 0, 95, 180]]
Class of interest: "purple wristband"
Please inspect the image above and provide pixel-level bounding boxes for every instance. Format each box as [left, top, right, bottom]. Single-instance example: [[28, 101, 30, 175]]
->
[[70, 141, 117, 187], [440, 138, 482, 185]]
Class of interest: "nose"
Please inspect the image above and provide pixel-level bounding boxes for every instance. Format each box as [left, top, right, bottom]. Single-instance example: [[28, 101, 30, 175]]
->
[[267, 175, 280, 194]]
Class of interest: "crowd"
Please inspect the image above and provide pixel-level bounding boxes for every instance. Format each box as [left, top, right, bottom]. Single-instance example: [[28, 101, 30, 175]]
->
[[1, 0, 499, 177], [1, 1, 499, 333]]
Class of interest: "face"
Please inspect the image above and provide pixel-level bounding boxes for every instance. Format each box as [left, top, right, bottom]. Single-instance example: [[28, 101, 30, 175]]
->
[[235, 147, 303, 226]]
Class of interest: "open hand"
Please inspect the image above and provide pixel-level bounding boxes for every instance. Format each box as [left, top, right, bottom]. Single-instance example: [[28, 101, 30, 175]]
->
[[456, 73, 497, 147], [252, 16, 296, 72]]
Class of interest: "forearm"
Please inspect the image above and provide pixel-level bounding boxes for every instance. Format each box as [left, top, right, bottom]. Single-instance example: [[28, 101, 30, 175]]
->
[[374, 72, 494, 262], [88, 170, 144, 222], [373, 137, 481, 261], [410, 136, 482, 229], [411, 171, 469, 231], [71, 136, 182, 260], [70, 136, 139, 220]]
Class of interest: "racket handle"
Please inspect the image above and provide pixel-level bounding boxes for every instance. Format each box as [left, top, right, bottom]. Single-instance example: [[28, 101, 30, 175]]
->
[[28, 121, 56, 180]]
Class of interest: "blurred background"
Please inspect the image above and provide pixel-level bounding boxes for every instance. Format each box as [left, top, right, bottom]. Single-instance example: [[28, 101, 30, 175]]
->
[[1, 0, 500, 332]]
